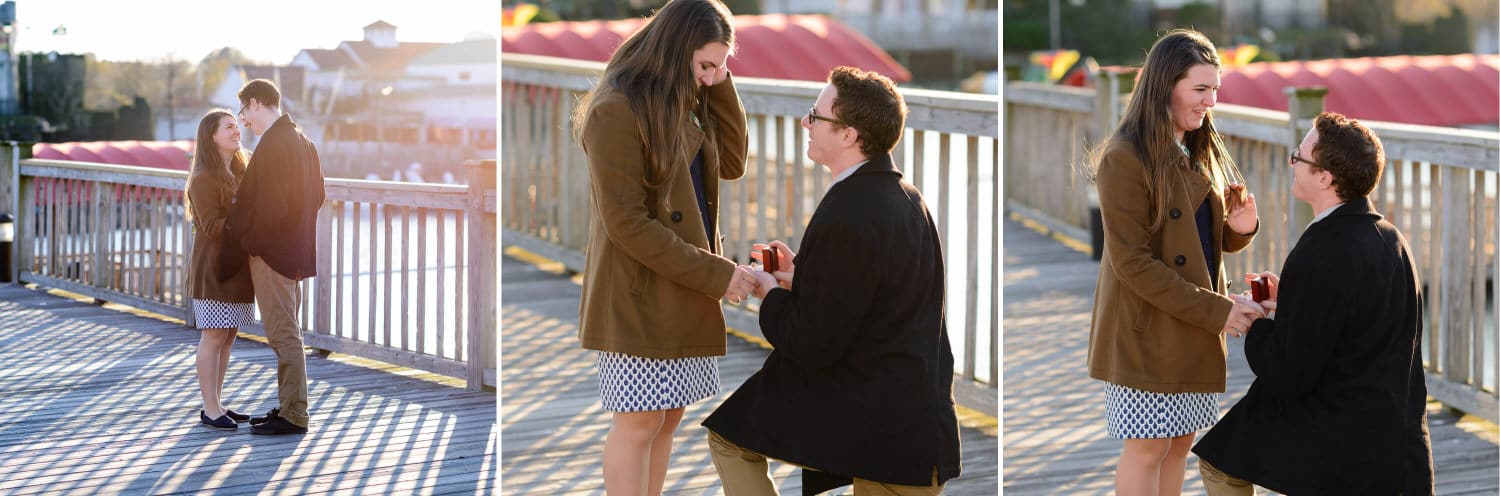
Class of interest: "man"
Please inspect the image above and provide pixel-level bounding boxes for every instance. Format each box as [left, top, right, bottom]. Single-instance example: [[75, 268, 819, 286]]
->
[[223, 79, 326, 435], [1192, 112, 1434, 494], [701, 66, 961, 495]]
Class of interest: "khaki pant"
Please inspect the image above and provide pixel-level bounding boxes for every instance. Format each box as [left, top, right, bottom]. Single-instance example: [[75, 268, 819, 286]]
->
[[1199, 458, 1256, 496], [250, 256, 309, 428], [706, 430, 942, 496]]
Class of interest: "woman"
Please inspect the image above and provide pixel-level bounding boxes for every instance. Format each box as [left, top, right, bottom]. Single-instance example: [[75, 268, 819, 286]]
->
[[185, 109, 255, 431], [573, 0, 757, 494], [1087, 29, 1264, 495]]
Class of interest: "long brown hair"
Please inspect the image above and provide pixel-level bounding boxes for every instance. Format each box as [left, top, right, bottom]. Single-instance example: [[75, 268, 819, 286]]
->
[[573, 0, 735, 193], [185, 109, 248, 223], [1093, 28, 1243, 231]]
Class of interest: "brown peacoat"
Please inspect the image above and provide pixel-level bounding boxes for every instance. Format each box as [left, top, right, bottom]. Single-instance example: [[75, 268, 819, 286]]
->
[[576, 74, 748, 359], [1088, 139, 1256, 393], [187, 163, 254, 304]]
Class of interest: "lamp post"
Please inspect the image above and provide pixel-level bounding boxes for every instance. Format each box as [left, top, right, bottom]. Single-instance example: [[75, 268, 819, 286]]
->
[[0, 212, 14, 283]]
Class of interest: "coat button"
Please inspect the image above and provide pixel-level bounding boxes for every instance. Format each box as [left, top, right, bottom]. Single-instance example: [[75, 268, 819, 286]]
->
[[1174, 255, 1187, 266], [1169, 208, 1181, 219], [670, 211, 683, 223]]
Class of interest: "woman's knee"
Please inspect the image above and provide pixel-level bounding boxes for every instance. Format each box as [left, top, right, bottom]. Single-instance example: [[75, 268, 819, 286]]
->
[[1122, 438, 1173, 463], [612, 410, 669, 437]]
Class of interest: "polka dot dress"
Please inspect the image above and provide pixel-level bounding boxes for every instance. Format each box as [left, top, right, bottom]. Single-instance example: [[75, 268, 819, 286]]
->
[[596, 351, 719, 413], [1104, 382, 1220, 439], [191, 298, 256, 329]]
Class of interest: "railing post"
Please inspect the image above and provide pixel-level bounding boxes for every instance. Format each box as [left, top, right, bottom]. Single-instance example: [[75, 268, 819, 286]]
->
[[1, 142, 29, 283], [465, 159, 497, 392], [314, 199, 333, 338], [1284, 87, 1327, 241]]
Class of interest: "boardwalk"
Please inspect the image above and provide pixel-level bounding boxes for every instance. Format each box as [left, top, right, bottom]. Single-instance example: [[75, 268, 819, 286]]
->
[[1001, 214, 1500, 494], [0, 284, 497, 495], [500, 251, 999, 495]]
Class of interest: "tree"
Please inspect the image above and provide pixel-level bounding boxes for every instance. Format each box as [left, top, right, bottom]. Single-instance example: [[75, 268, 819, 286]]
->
[[196, 47, 253, 102]]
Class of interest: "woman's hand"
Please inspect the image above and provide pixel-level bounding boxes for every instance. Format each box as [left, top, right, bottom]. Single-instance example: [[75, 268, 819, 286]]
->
[[1226, 184, 1259, 235], [1223, 294, 1265, 338], [722, 265, 755, 304]]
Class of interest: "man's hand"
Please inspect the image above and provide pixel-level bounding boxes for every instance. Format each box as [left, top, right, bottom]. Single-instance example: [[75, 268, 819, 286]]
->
[[747, 267, 777, 300], [751, 240, 796, 290]]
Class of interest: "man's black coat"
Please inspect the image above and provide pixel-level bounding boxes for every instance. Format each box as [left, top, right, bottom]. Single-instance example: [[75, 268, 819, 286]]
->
[[702, 153, 962, 487], [220, 114, 325, 281], [1193, 199, 1434, 495]]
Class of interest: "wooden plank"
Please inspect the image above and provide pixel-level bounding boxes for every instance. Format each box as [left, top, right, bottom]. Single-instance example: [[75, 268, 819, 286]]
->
[[400, 205, 411, 351], [375, 204, 390, 347], [964, 136, 979, 383], [351, 201, 362, 341], [418, 207, 428, 356], [437, 209, 447, 359], [367, 198, 379, 344], [20, 161, 186, 190], [990, 137, 1000, 385]]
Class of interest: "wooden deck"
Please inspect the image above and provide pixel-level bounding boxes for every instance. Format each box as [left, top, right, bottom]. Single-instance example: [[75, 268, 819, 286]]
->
[[499, 251, 999, 495], [1001, 213, 1500, 495], [0, 283, 497, 495]]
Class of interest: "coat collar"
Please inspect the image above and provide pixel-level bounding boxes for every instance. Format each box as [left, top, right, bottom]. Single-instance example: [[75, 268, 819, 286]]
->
[[847, 153, 901, 179], [1326, 197, 1382, 221]]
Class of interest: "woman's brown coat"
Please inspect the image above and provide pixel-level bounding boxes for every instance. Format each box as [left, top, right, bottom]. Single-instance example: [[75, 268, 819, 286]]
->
[[187, 160, 254, 304], [1088, 139, 1256, 393], [576, 75, 748, 359]]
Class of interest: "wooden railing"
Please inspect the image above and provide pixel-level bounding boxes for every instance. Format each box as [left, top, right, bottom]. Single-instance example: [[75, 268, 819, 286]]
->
[[501, 53, 1000, 416], [0, 148, 498, 392], [1004, 76, 1500, 422]]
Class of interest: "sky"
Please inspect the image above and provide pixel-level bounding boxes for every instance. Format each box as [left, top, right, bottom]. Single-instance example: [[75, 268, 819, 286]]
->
[[11, 0, 500, 64]]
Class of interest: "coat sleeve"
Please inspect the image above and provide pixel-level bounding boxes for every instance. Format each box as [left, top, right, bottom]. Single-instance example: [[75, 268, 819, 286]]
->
[[1095, 145, 1233, 334], [582, 98, 736, 298], [706, 73, 747, 181], [1222, 220, 1256, 253], [1242, 233, 1351, 398], [757, 197, 882, 370], [188, 175, 229, 240]]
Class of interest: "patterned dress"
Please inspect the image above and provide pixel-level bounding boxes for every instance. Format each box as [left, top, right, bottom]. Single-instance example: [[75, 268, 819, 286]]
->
[[596, 351, 719, 412]]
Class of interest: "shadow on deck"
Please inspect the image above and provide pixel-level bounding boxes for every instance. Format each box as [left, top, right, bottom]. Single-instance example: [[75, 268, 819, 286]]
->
[[0, 284, 497, 495], [499, 251, 999, 495], [1001, 213, 1500, 495]]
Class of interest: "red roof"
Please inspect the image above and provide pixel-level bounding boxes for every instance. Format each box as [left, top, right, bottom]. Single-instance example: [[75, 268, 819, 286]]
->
[[502, 14, 911, 83], [34, 141, 193, 170], [1219, 54, 1499, 127]]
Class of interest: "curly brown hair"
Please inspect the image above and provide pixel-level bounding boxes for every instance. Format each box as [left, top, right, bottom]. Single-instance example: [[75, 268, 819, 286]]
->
[[828, 66, 907, 158], [1311, 112, 1384, 201]]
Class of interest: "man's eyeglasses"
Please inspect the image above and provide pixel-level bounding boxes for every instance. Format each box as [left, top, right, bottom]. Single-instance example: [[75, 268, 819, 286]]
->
[[1289, 148, 1317, 167], [805, 107, 847, 126]]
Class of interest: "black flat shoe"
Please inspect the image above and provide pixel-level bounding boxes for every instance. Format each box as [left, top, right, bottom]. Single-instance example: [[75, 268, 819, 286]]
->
[[250, 414, 308, 435], [224, 409, 250, 423], [200, 410, 238, 431]]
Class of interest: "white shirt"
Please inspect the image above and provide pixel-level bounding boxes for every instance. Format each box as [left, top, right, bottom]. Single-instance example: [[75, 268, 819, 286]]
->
[[826, 160, 869, 192], [1309, 203, 1344, 227]]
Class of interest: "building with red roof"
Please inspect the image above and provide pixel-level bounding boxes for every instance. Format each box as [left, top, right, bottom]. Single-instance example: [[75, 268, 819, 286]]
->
[[1219, 54, 1499, 128], [502, 14, 911, 83], [33, 141, 193, 170]]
